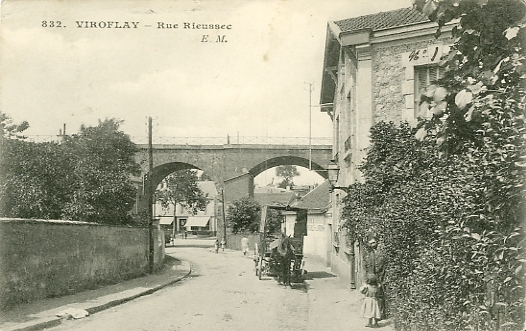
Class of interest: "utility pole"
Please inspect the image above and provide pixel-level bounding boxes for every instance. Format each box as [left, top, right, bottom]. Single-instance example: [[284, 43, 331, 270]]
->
[[148, 117, 154, 274], [221, 189, 227, 245], [309, 83, 313, 170], [305, 83, 314, 170]]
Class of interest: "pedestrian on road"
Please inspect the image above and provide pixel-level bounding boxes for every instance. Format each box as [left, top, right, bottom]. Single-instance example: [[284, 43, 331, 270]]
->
[[241, 236, 249, 256], [214, 239, 219, 253], [220, 238, 226, 252], [364, 235, 386, 319], [359, 274, 381, 328]]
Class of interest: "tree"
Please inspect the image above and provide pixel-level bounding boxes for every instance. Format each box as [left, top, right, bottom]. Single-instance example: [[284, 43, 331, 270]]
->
[[275, 165, 300, 189], [411, 3, 526, 327], [0, 116, 142, 225], [0, 112, 74, 219], [227, 197, 283, 235], [227, 196, 260, 234], [0, 111, 29, 140], [156, 169, 209, 224], [61, 119, 141, 224], [0, 139, 74, 219], [412, 0, 526, 152]]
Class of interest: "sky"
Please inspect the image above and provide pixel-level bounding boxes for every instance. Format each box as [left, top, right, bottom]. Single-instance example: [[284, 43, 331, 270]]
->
[[1, 0, 411, 186]]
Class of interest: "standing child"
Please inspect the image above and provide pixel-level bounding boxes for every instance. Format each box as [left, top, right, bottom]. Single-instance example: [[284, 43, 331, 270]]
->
[[241, 236, 249, 256], [359, 274, 381, 328], [214, 239, 219, 253]]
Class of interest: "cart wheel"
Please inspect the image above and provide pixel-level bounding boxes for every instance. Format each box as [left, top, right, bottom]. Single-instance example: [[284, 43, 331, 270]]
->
[[258, 257, 263, 280]]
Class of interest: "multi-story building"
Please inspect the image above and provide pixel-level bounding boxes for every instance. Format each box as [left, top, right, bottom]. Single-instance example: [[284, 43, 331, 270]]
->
[[157, 181, 218, 236], [319, 7, 453, 286]]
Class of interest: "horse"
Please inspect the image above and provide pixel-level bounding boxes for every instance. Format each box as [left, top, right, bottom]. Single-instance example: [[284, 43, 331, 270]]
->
[[271, 235, 295, 286]]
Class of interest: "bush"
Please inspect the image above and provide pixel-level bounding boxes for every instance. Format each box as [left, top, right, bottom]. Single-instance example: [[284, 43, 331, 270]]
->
[[342, 121, 524, 330]]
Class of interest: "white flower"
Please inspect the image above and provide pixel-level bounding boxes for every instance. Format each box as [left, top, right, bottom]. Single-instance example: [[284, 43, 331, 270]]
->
[[455, 90, 473, 110]]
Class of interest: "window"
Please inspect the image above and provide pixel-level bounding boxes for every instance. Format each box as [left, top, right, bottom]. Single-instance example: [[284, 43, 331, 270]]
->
[[334, 115, 340, 155], [414, 65, 445, 117], [345, 92, 352, 152]]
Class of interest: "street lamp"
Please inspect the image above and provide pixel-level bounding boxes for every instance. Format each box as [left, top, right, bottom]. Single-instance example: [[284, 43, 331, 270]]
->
[[327, 160, 349, 193]]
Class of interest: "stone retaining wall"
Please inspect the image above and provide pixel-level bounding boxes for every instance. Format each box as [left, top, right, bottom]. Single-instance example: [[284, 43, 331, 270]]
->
[[0, 218, 164, 310]]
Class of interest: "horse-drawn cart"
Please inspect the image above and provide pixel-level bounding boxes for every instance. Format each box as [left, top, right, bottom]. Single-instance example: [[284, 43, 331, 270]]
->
[[254, 204, 308, 284]]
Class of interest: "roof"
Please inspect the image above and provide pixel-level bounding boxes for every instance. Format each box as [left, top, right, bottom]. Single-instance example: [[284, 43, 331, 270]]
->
[[292, 181, 330, 212], [254, 192, 297, 207], [334, 7, 429, 33], [254, 186, 288, 194], [320, 7, 432, 108]]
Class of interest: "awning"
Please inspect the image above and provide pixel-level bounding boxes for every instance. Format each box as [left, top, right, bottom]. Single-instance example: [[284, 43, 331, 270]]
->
[[159, 217, 174, 225], [184, 216, 210, 227]]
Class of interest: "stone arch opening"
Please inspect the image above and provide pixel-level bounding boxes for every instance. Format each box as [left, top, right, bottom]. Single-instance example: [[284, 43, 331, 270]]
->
[[248, 156, 328, 179], [147, 161, 222, 235], [137, 161, 222, 216], [150, 162, 202, 189]]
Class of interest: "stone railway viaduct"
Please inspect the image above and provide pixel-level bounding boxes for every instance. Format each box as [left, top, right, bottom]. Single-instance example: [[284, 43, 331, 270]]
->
[[134, 143, 333, 214]]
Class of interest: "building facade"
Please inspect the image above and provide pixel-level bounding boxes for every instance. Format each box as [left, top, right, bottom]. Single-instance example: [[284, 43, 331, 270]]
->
[[319, 7, 453, 286], [157, 181, 218, 236], [284, 181, 332, 267]]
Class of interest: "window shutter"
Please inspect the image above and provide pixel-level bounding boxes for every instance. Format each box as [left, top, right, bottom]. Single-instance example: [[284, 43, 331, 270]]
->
[[429, 66, 438, 82], [416, 67, 428, 98]]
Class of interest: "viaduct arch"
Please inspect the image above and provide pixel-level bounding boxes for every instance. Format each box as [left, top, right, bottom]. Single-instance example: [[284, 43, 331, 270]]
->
[[134, 143, 333, 214]]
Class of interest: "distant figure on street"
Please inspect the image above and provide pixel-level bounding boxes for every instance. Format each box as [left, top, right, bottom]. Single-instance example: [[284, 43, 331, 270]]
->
[[184, 231, 187, 239], [220, 238, 226, 252], [360, 274, 381, 328], [241, 236, 249, 256], [214, 239, 219, 253]]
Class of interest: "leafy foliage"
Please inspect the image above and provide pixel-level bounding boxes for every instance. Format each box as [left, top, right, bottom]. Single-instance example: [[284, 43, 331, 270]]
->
[[227, 196, 282, 234], [413, 0, 526, 154], [0, 140, 74, 219], [227, 196, 261, 234], [60, 119, 140, 224], [156, 169, 209, 217], [342, 119, 525, 330], [0, 117, 142, 225], [0, 111, 29, 140], [336, 2, 526, 329], [276, 165, 300, 189]]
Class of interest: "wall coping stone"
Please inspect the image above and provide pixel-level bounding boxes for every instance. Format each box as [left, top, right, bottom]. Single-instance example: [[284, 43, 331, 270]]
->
[[0, 218, 146, 228]]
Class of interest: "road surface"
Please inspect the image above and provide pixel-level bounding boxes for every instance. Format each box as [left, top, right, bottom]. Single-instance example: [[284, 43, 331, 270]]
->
[[49, 239, 310, 331]]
